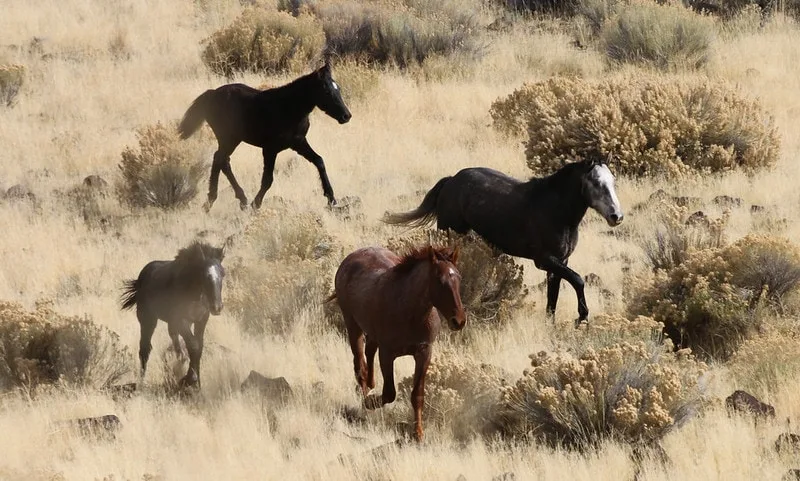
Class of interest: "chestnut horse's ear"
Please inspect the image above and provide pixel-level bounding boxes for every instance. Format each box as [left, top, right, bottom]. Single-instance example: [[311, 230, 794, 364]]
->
[[451, 245, 459, 265], [428, 245, 437, 263]]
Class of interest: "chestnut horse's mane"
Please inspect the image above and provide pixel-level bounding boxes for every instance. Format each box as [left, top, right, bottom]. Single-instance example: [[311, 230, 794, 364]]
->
[[394, 245, 455, 273]]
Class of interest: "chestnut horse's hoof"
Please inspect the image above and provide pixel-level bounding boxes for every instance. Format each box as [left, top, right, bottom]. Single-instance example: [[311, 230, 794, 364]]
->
[[363, 393, 383, 410]]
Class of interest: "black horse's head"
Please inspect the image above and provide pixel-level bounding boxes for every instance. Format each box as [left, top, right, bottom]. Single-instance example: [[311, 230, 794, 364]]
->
[[177, 242, 226, 315], [580, 154, 624, 227], [313, 62, 352, 124]]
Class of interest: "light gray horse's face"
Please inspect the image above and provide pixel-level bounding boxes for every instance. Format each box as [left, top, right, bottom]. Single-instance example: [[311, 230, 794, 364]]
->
[[203, 262, 225, 315], [583, 164, 624, 226]]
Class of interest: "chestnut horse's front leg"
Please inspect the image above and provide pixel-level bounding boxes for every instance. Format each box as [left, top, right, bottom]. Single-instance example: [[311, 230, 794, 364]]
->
[[411, 344, 432, 442]]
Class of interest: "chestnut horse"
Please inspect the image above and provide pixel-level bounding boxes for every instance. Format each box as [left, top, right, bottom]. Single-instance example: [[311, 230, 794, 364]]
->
[[327, 245, 466, 441]]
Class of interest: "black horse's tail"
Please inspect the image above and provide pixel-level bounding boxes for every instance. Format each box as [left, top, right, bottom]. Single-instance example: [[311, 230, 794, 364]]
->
[[178, 90, 214, 140], [120, 279, 139, 311], [382, 176, 451, 228]]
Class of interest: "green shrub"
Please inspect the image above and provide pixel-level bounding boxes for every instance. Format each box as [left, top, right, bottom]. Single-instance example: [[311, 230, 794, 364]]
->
[[489, 76, 780, 178], [497, 341, 705, 448], [386, 229, 528, 330], [314, 0, 481, 68], [116, 122, 208, 210], [0, 301, 131, 392], [0, 64, 25, 107], [601, 1, 714, 70], [628, 235, 800, 359], [202, 8, 325, 76]]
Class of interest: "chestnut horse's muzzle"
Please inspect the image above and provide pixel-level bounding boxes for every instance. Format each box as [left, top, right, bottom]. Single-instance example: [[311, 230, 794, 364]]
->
[[448, 314, 466, 331]]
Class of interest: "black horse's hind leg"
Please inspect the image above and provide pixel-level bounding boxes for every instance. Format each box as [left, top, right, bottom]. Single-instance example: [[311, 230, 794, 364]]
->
[[137, 311, 157, 378], [538, 256, 587, 326], [291, 138, 336, 206], [205, 142, 246, 211], [251, 148, 278, 210], [545, 271, 562, 320]]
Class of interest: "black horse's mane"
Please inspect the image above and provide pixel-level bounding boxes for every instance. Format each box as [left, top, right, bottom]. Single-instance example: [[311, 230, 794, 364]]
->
[[174, 241, 224, 270]]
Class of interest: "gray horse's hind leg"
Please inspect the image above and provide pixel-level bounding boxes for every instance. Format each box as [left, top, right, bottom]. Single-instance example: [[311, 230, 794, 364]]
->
[[538, 255, 587, 326], [137, 310, 158, 378]]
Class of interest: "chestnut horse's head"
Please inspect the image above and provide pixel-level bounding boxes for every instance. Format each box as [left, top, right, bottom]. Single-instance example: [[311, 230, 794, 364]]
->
[[427, 246, 466, 331]]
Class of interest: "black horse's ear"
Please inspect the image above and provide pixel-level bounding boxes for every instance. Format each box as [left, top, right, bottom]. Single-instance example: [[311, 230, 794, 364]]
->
[[217, 245, 226, 261]]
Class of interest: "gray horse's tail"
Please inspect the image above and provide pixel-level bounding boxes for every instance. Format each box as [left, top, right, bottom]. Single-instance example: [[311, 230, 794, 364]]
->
[[120, 279, 139, 311], [382, 176, 451, 228], [177, 89, 214, 140]]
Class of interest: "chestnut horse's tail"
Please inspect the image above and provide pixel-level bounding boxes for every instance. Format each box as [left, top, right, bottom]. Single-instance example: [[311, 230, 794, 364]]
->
[[178, 89, 214, 140], [382, 176, 451, 228]]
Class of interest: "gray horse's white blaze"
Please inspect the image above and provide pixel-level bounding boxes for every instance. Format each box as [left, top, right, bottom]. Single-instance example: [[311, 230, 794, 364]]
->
[[585, 164, 624, 226], [206, 264, 225, 315]]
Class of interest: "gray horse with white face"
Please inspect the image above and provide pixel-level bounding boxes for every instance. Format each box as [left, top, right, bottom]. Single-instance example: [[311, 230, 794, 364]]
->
[[384, 156, 624, 326], [120, 241, 225, 387]]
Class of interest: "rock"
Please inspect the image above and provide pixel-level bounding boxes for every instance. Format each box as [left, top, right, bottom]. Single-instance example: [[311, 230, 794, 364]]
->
[[784, 469, 800, 481], [725, 390, 775, 418], [456, 475, 468, 481], [775, 433, 800, 453], [750, 204, 766, 214], [103, 383, 137, 401], [685, 210, 710, 227], [712, 195, 742, 209], [5, 184, 35, 202], [83, 174, 109, 192], [584, 273, 603, 287], [492, 473, 516, 481], [241, 370, 293, 403]]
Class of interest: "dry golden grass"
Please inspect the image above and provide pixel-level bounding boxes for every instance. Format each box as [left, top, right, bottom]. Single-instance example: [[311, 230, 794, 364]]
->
[[3, 1, 800, 479]]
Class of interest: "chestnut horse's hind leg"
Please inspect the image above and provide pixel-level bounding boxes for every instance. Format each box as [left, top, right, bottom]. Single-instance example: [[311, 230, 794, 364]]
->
[[345, 317, 368, 396], [365, 338, 378, 390], [290, 138, 336, 206], [365, 349, 396, 410]]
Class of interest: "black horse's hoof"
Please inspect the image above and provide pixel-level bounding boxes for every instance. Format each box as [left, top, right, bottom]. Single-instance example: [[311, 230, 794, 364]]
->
[[327, 198, 338, 208], [239, 200, 249, 211], [574, 317, 588, 328], [202, 201, 213, 213]]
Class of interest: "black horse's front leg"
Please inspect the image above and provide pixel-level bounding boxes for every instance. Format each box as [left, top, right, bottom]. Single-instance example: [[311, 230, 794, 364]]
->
[[291, 138, 336, 206], [538, 256, 587, 326]]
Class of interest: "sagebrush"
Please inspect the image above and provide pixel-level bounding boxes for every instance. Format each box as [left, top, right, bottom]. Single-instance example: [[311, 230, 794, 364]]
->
[[628, 235, 800, 359], [490, 76, 780, 178], [601, 1, 714, 70], [0, 301, 131, 392], [202, 8, 325, 77], [116, 122, 208, 210], [226, 203, 340, 336], [498, 340, 705, 448], [0, 64, 25, 107]]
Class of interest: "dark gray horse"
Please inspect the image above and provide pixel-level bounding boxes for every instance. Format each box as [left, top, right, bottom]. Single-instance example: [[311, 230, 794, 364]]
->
[[120, 241, 225, 387], [384, 157, 624, 325], [177, 62, 352, 211]]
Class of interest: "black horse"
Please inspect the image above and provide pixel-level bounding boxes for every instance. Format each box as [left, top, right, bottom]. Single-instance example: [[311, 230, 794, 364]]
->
[[120, 241, 225, 387], [178, 62, 352, 211], [384, 157, 624, 325]]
